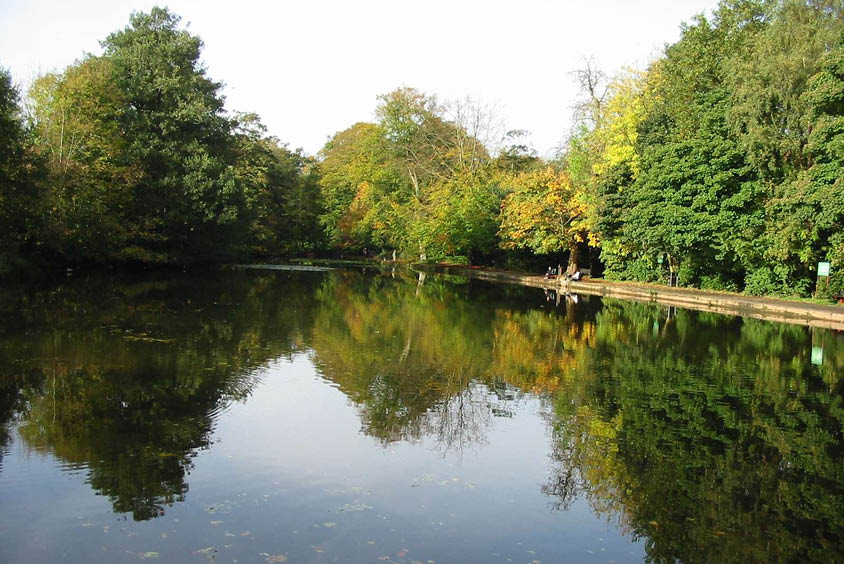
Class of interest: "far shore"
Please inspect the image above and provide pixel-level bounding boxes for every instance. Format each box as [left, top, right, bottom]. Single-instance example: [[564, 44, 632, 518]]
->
[[412, 263, 844, 331]]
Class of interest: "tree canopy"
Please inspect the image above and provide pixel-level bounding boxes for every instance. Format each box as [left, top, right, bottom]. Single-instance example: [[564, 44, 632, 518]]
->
[[1, 1, 843, 299]]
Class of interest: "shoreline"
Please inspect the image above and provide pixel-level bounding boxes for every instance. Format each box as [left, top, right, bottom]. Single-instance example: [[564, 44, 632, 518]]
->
[[414, 263, 844, 331]]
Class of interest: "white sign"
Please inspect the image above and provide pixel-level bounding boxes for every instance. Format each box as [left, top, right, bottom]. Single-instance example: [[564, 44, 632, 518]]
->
[[818, 262, 831, 277]]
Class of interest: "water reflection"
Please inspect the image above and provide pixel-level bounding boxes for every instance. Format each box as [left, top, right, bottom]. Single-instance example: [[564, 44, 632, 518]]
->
[[0, 267, 842, 562], [546, 301, 844, 562], [0, 270, 321, 519]]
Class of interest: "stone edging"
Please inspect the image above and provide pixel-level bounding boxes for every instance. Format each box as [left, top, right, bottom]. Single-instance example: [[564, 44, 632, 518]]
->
[[414, 264, 844, 331]]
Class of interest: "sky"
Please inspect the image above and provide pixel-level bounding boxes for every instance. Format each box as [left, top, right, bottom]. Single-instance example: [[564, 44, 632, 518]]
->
[[0, 0, 722, 157]]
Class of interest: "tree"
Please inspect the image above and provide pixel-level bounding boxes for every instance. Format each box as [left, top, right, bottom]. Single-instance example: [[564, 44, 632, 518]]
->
[[499, 167, 590, 271], [0, 66, 42, 270], [28, 56, 139, 262], [494, 130, 541, 174], [727, 0, 844, 180], [608, 8, 764, 289], [317, 122, 400, 251], [762, 29, 844, 297], [231, 113, 323, 256], [101, 7, 247, 262]]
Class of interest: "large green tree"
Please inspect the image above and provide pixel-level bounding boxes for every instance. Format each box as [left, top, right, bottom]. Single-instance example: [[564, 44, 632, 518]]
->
[[101, 7, 248, 262], [763, 29, 844, 297]]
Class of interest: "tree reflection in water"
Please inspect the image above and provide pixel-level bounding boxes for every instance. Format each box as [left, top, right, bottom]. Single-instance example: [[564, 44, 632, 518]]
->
[[0, 267, 842, 563], [0, 269, 321, 520]]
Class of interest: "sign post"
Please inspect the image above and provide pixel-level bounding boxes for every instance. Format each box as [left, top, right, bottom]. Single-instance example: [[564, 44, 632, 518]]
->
[[816, 261, 831, 296]]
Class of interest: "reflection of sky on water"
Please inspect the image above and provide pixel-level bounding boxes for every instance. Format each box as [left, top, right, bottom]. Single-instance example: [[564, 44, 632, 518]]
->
[[2, 268, 841, 563], [0, 354, 644, 564], [194, 355, 644, 564]]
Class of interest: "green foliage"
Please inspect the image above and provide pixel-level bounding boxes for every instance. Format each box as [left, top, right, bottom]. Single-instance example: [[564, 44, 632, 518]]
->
[[569, 0, 843, 298], [727, 0, 843, 179], [0, 66, 43, 271], [317, 88, 503, 263], [10, 7, 322, 266], [231, 114, 324, 256], [29, 57, 139, 261], [1, 0, 843, 299], [757, 27, 844, 297], [101, 7, 248, 262]]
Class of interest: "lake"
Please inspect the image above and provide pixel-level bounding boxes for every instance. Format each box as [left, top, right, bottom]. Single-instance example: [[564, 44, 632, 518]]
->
[[0, 265, 842, 563]]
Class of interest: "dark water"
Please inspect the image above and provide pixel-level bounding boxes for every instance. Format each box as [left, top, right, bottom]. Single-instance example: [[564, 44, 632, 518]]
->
[[0, 267, 842, 564]]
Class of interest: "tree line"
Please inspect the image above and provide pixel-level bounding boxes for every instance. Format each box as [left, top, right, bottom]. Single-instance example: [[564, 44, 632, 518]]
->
[[0, 7, 323, 270], [1, 1, 842, 298]]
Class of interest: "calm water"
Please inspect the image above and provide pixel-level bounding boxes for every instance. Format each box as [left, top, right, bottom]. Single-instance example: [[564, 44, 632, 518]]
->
[[0, 266, 842, 563]]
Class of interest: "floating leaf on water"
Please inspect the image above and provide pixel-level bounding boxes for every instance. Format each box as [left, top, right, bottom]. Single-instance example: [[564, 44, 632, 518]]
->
[[312, 546, 324, 553], [240, 531, 251, 536], [323, 522, 337, 528], [261, 553, 288, 563], [141, 552, 160, 559], [193, 547, 216, 555], [337, 503, 373, 512], [367, 541, 376, 545], [210, 521, 223, 526]]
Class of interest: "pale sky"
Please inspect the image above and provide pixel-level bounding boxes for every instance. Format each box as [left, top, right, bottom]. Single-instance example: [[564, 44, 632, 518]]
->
[[0, 0, 721, 157]]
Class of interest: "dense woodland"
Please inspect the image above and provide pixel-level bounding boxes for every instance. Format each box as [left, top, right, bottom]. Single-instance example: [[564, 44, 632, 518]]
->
[[1, 1, 843, 298]]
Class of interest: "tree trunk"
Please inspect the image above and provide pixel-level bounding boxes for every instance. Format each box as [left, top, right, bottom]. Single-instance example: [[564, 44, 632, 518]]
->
[[566, 241, 580, 275]]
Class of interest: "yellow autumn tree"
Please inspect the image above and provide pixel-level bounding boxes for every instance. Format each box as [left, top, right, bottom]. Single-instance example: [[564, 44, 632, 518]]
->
[[498, 167, 591, 271], [591, 68, 652, 179]]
